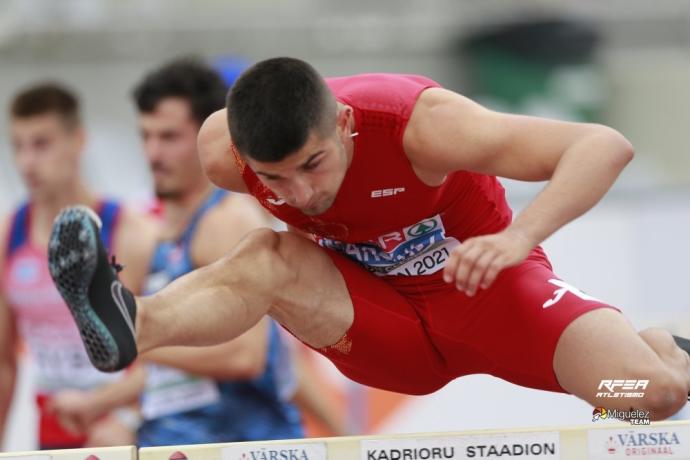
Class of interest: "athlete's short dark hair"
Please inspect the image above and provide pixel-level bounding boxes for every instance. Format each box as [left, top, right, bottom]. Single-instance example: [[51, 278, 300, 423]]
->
[[10, 82, 81, 129], [227, 57, 337, 162], [133, 57, 227, 125]]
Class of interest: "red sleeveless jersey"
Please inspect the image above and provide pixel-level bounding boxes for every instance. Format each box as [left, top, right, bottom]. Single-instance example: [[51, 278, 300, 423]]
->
[[237, 73, 513, 278]]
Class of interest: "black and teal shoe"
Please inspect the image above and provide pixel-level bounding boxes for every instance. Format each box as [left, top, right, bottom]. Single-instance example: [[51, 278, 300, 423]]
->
[[48, 206, 138, 372]]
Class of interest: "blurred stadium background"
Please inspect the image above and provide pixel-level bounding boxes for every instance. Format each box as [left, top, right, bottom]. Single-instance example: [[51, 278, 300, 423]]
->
[[1, 0, 689, 451]]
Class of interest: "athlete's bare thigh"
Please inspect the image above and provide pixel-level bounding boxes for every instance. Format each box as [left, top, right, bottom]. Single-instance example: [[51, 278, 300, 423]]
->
[[265, 231, 354, 348]]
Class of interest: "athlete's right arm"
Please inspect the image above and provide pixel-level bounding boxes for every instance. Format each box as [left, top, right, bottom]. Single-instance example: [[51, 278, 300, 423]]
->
[[198, 109, 249, 193], [0, 218, 18, 447]]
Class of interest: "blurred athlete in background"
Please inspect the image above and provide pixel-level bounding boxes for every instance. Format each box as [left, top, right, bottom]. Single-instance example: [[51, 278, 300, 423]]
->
[[0, 82, 156, 449]]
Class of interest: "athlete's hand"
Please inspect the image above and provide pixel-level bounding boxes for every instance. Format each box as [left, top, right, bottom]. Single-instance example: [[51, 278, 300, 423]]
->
[[46, 389, 100, 435], [443, 228, 535, 296]]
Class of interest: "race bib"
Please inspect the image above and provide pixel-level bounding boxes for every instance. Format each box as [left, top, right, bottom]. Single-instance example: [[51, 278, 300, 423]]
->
[[141, 364, 222, 420], [387, 238, 459, 276], [29, 338, 122, 392], [318, 214, 458, 276]]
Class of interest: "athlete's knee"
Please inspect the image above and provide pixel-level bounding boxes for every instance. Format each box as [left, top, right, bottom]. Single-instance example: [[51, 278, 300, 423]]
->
[[640, 328, 675, 351], [640, 328, 689, 365], [225, 228, 296, 286], [639, 327, 690, 389], [233, 228, 280, 256], [638, 371, 687, 420]]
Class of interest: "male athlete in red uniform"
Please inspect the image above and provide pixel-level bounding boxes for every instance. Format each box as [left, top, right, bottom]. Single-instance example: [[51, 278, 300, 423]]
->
[[48, 57, 690, 421]]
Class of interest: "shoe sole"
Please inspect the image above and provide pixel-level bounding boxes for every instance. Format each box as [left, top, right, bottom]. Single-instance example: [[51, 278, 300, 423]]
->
[[48, 206, 121, 371]]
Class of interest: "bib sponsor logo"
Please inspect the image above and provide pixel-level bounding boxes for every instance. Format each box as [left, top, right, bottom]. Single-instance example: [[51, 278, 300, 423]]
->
[[375, 217, 442, 253], [407, 219, 438, 237]]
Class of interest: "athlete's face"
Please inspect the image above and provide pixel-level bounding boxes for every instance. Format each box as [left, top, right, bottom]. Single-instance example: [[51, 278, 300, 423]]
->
[[244, 107, 355, 216], [139, 98, 204, 200], [10, 113, 83, 200]]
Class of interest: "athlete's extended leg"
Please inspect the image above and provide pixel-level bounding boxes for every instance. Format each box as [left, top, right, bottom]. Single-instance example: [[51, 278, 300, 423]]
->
[[136, 228, 354, 352], [48, 206, 354, 372], [554, 309, 690, 420]]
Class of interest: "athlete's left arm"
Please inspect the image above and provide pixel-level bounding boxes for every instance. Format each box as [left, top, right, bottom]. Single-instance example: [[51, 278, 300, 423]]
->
[[403, 87, 634, 296], [113, 208, 159, 295]]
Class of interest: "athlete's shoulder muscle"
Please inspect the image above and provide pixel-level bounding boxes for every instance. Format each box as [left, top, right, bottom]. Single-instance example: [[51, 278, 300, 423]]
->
[[403, 87, 624, 182], [198, 109, 248, 193], [191, 193, 272, 267]]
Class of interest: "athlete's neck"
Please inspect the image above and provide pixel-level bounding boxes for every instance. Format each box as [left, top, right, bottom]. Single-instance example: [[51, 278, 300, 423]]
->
[[160, 179, 214, 240], [30, 181, 97, 248]]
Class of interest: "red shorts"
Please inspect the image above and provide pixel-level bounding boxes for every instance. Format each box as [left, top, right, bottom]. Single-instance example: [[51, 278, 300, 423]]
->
[[313, 247, 616, 395]]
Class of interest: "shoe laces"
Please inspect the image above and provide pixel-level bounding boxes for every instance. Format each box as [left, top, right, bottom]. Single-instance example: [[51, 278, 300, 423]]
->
[[110, 255, 125, 273]]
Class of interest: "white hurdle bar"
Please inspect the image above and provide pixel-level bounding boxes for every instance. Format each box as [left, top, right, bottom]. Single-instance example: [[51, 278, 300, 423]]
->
[[3, 420, 690, 460], [138, 420, 690, 460]]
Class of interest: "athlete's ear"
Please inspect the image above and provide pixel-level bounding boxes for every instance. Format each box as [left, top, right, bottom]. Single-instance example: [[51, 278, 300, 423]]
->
[[335, 105, 353, 135]]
